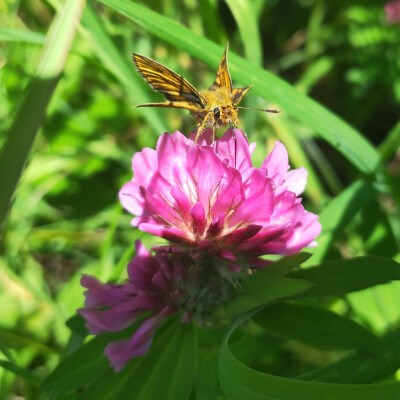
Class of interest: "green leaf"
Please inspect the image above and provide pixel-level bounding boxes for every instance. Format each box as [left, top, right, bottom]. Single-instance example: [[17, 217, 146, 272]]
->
[[347, 281, 400, 333], [77, 322, 176, 400], [379, 119, 400, 161], [117, 319, 196, 400], [225, 0, 262, 65], [241, 253, 312, 293], [253, 303, 383, 353], [0, 27, 45, 43], [218, 312, 400, 400], [0, 359, 42, 386], [77, 318, 195, 400], [224, 277, 313, 315], [0, 0, 85, 227], [81, 2, 165, 135], [222, 253, 313, 315], [97, 0, 382, 175], [298, 324, 400, 383], [41, 332, 118, 392], [290, 256, 400, 297], [305, 179, 377, 264], [195, 376, 227, 400]]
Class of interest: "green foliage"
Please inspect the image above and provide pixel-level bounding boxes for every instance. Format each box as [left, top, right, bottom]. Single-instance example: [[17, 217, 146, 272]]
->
[[1, 0, 400, 399]]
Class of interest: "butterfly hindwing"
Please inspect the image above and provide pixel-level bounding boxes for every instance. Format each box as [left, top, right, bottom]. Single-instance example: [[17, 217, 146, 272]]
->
[[232, 86, 253, 105], [132, 53, 205, 107]]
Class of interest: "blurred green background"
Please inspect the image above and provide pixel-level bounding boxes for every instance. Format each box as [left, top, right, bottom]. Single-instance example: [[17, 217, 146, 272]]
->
[[1, 0, 400, 398]]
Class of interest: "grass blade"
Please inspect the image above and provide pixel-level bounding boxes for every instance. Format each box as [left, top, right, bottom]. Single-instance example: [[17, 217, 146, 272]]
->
[[0, 0, 86, 228]]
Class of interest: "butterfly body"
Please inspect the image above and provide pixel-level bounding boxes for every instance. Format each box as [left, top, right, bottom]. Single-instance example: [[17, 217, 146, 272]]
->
[[197, 87, 239, 128], [132, 43, 278, 142]]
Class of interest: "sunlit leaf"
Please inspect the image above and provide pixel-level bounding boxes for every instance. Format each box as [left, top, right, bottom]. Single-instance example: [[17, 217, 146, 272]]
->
[[218, 312, 400, 400], [291, 256, 400, 297], [254, 302, 383, 353]]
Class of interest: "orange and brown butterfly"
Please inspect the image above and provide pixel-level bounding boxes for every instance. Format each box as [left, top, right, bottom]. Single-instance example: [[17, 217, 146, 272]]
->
[[132, 43, 279, 142]]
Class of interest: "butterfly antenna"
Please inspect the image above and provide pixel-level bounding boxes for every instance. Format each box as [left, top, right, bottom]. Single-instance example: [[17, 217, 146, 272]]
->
[[236, 106, 280, 113]]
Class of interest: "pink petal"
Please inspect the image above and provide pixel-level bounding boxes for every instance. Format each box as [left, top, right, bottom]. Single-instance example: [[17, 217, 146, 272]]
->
[[207, 213, 226, 237], [77, 300, 141, 334], [104, 314, 162, 372], [119, 181, 144, 216], [217, 249, 236, 261], [152, 271, 171, 292], [81, 275, 132, 308], [170, 186, 191, 216], [261, 141, 289, 185], [156, 132, 191, 185], [216, 129, 252, 172], [211, 167, 244, 216], [229, 177, 274, 226], [140, 189, 178, 224], [187, 146, 226, 214], [284, 167, 308, 196], [127, 241, 158, 283], [190, 202, 206, 236], [285, 212, 322, 254], [237, 226, 287, 250], [132, 147, 158, 185], [223, 224, 262, 246]]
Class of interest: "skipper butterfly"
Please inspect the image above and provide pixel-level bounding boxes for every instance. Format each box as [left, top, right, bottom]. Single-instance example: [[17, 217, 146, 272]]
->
[[132, 43, 279, 142]]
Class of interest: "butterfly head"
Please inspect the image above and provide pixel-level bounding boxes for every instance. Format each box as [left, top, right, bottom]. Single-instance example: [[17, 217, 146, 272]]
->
[[213, 105, 239, 127]]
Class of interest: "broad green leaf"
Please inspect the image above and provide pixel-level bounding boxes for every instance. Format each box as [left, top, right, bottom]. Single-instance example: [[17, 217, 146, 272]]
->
[[77, 319, 176, 399], [195, 376, 227, 400], [98, 0, 382, 175], [223, 277, 313, 315], [41, 331, 123, 392], [77, 318, 192, 400], [117, 319, 196, 400], [347, 281, 400, 333], [222, 252, 313, 315], [304, 179, 377, 264], [253, 303, 383, 353], [64, 315, 89, 357], [218, 312, 400, 400], [298, 324, 400, 383], [0, 359, 42, 386], [0, 0, 85, 227], [241, 253, 312, 293], [291, 256, 400, 297], [78, 365, 134, 400]]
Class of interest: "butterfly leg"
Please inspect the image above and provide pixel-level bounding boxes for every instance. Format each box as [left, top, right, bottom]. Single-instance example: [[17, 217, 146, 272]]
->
[[194, 112, 215, 143]]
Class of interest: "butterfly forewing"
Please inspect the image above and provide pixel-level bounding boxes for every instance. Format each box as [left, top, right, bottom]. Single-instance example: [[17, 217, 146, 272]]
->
[[209, 43, 232, 93], [132, 54, 205, 106]]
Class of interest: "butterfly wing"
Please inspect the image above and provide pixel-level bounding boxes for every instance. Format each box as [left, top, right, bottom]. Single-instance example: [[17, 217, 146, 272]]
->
[[232, 86, 253, 105], [209, 43, 232, 93], [132, 53, 205, 111], [133, 101, 204, 113]]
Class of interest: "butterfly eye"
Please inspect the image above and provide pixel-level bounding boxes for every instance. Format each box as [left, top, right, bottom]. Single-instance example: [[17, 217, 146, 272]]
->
[[213, 107, 221, 116]]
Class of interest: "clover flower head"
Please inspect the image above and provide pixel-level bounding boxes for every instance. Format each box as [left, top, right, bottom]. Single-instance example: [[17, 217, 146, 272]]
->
[[119, 128, 321, 269]]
